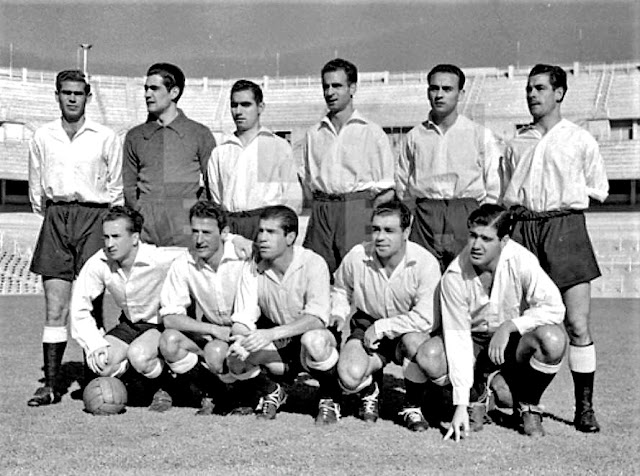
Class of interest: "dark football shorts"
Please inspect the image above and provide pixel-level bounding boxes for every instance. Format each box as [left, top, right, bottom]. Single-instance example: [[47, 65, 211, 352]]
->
[[30, 201, 108, 281], [180, 330, 216, 350], [228, 208, 265, 241], [347, 310, 402, 367], [107, 314, 163, 345], [510, 208, 601, 291], [303, 190, 373, 275], [255, 315, 303, 379], [411, 197, 479, 272]]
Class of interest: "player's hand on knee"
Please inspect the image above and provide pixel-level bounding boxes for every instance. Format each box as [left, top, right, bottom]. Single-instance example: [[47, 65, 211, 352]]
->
[[489, 322, 514, 365], [87, 346, 109, 374], [241, 329, 274, 353], [444, 405, 470, 443], [363, 326, 381, 352]]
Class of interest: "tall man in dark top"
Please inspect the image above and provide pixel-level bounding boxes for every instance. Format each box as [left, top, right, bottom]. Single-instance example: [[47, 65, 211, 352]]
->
[[123, 63, 216, 247]]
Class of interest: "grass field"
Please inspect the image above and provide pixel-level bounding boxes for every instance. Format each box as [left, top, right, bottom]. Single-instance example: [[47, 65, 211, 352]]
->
[[1, 296, 638, 475]]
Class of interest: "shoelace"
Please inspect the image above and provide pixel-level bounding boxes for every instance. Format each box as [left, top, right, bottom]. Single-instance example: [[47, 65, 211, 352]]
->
[[398, 407, 423, 422], [361, 392, 378, 414], [256, 387, 282, 412], [318, 399, 340, 419]]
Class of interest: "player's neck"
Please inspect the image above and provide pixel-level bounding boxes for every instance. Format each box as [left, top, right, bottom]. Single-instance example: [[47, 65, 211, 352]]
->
[[155, 104, 179, 127], [328, 105, 354, 133], [61, 115, 85, 140], [377, 246, 406, 277], [205, 246, 225, 271], [118, 247, 139, 277], [533, 110, 562, 135], [235, 123, 261, 147], [266, 247, 294, 279], [430, 110, 458, 133]]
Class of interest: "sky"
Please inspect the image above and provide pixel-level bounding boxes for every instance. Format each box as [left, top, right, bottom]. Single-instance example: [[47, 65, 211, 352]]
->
[[0, 0, 638, 79]]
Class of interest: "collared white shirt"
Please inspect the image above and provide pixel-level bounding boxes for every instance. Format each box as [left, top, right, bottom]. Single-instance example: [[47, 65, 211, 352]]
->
[[331, 241, 441, 339], [207, 127, 302, 213], [501, 118, 609, 212], [159, 241, 246, 326], [232, 246, 331, 332], [396, 115, 502, 203], [28, 118, 123, 215], [302, 110, 395, 195], [440, 240, 565, 406], [70, 243, 185, 354]]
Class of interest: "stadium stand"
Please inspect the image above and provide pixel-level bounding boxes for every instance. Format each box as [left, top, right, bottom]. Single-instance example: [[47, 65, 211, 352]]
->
[[1, 61, 639, 296]]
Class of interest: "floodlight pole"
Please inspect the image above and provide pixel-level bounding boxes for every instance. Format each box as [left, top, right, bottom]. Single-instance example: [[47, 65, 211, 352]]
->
[[80, 43, 92, 76]]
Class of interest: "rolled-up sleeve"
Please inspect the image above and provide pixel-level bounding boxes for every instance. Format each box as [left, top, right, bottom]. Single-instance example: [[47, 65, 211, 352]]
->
[[441, 271, 474, 406], [231, 262, 262, 331]]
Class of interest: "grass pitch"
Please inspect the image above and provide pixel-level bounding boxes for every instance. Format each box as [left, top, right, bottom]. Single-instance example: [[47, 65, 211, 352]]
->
[[1, 296, 638, 475]]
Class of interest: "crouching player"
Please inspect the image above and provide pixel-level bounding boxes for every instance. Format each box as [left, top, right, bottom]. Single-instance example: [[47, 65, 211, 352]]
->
[[333, 200, 441, 431], [70, 206, 185, 404], [157, 201, 258, 414], [420, 204, 566, 440], [229, 205, 341, 424]]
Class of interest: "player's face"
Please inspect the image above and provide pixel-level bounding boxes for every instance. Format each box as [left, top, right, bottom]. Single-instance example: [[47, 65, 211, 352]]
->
[[256, 218, 295, 261], [428, 72, 462, 120], [371, 213, 409, 262], [468, 224, 508, 270], [56, 80, 90, 123], [526, 73, 563, 120], [144, 74, 177, 116], [322, 69, 355, 114], [191, 217, 228, 261], [103, 218, 138, 263], [231, 89, 263, 133]]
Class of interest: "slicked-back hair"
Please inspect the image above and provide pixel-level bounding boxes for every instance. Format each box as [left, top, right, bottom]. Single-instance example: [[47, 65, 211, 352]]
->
[[146, 62, 186, 102], [259, 205, 298, 239], [189, 200, 228, 231], [56, 69, 91, 94], [372, 200, 412, 231], [230, 79, 263, 105], [427, 64, 466, 90], [321, 58, 358, 85], [467, 204, 514, 239], [104, 205, 144, 234], [529, 64, 568, 102]]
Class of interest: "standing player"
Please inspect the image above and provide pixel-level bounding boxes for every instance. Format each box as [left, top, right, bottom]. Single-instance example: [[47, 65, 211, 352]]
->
[[396, 64, 502, 272], [333, 201, 441, 431], [501, 64, 609, 433], [157, 201, 258, 415], [70, 206, 184, 407], [230, 206, 341, 424], [207, 80, 302, 240], [27, 70, 123, 406], [123, 63, 215, 247], [301, 58, 395, 274], [421, 204, 566, 440]]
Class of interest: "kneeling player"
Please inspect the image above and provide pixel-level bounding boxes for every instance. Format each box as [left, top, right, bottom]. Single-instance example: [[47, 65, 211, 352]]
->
[[334, 200, 441, 431], [229, 205, 341, 424], [420, 204, 566, 440], [157, 201, 258, 414], [71, 206, 184, 401]]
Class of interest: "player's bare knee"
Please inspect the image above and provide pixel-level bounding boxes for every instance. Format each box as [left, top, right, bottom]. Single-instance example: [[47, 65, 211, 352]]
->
[[158, 329, 182, 358], [300, 329, 332, 361], [537, 325, 566, 362], [416, 337, 445, 378], [127, 342, 154, 371], [564, 315, 590, 342], [337, 356, 367, 391], [204, 341, 227, 373], [399, 332, 429, 359]]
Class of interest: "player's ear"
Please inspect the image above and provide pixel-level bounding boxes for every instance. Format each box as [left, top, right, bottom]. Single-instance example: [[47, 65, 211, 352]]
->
[[500, 234, 510, 248], [348, 81, 357, 97], [220, 225, 230, 240], [258, 101, 265, 115], [169, 86, 180, 102], [285, 231, 296, 246], [132, 231, 140, 246]]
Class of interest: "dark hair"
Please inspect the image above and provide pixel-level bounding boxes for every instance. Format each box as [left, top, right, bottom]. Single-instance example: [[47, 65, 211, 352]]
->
[[371, 200, 412, 230], [103, 205, 144, 234], [146, 63, 186, 102], [259, 205, 298, 238], [467, 204, 514, 239], [189, 201, 228, 231], [56, 70, 90, 94], [230, 79, 263, 105], [321, 58, 358, 85], [427, 64, 466, 90], [529, 64, 568, 102]]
